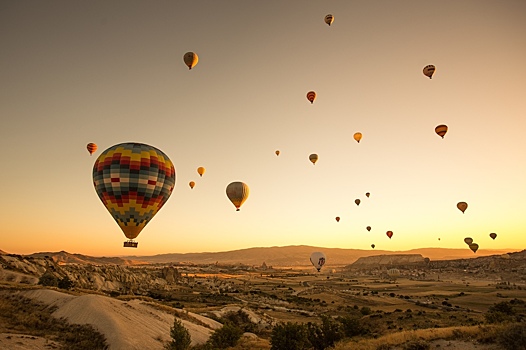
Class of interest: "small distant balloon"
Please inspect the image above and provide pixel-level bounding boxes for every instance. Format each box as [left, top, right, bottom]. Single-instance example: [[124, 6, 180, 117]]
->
[[355, 199, 361, 206], [457, 202, 468, 213], [310, 251, 326, 272], [324, 14, 334, 26], [435, 125, 448, 138], [387, 268, 400, 279], [184, 52, 198, 70], [275, 150, 280, 156], [335, 216, 340, 222], [226, 181, 249, 211], [353, 132, 362, 143], [489, 232, 497, 240], [189, 181, 195, 189], [306, 91, 316, 104], [423, 65, 435, 79], [366, 226, 371, 232], [386, 231, 393, 239], [371, 244, 375, 249], [469, 243, 479, 253], [197, 167, 205, 177], [365, 192, 370, 198], [309, 153, 318, 165], [87, 143, 97, 156], [464, 237, 473, 245]]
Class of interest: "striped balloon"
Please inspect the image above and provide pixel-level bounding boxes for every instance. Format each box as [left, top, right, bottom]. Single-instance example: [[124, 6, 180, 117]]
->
[[92, 143, 176, 243], [306, 91, 316, 104], [435, 124, 448, 138], [324, 14, 334, 26], [183, 52, 199, 70], [423, 65, 435, 79], [87, 143, 98, 156], [226, 181, 249, 211]]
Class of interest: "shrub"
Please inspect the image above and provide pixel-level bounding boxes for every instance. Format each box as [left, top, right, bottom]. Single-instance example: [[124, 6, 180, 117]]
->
[[58, 276, 74, 290], [166, 317, 191, 350], [207, 323, 243, 349], [270, 322, 310, 350], [307, 315, 344, 350], [38, 271, 58, 287], [360, 306, 372, 315], [496, 323, 526, 350], [338, 315, 367, 337], [220, 309, 257, 333]]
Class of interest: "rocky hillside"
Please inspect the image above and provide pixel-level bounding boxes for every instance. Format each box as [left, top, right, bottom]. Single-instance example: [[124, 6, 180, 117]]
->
[[349, 254, 426, 268]]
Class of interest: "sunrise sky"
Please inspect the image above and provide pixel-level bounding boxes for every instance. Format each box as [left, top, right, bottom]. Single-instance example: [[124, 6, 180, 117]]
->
[[1, 1, 525, 256]]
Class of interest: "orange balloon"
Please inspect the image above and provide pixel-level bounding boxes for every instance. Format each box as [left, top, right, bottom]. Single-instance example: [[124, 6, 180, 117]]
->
[[189, 181, 195, 189], [306, 91, 316, 104], [386, 231, 393, 239], [335, 217, 340, 222], [87, 143, 97, 156]]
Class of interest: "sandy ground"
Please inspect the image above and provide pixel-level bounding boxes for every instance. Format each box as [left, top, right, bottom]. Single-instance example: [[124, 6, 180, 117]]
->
[[19, 289, 216, 350]]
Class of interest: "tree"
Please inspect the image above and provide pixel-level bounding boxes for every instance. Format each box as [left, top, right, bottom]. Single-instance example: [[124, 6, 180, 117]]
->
[[270, 322, 310, 350], [207, 323, 243, 349], [58, 276, 74, 290], [166, 317, 191, 350], [307, 315, 344, 350], [38, 271, 58, 287]]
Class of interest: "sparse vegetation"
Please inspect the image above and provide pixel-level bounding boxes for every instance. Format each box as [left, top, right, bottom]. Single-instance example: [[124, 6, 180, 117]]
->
[[166, 317, 192, 350]]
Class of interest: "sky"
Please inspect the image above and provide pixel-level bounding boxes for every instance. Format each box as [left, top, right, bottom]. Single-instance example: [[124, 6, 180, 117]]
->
[[1, 1, 525, 256]]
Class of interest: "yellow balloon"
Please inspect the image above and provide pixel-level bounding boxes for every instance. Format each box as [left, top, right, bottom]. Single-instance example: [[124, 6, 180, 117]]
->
[[309, 153, 318, 165], [197, 167, 205, 177], [226, 181, 249, 211], [184, 52, 199, 70], [353, 132, 362, 143]]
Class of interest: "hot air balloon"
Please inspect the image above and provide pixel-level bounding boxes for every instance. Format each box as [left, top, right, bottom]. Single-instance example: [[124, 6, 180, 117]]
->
[[386, 231, 393, 239], [457, 202, 468, 213], [435, 125, 448, 138], [189, 181, 195, 189], [197, 167, 205, 177], [226, 181, 249, 211], [93, 143, 176, 248], [469, 243, 479, 253], [489, 232, 497, 240], [464, 237, 473, 245], [423, 65, 435, 79], [335, 217, 340, 222], [366, 226, 371, 232], [353, 132, 362, 143], [387, 268, 400, 279], [183, 52, 198, 70], [310, 252, 326, 272], [365, 192, 370, 198], [355, 199, 361, 206], [87, 143, 97, 156], [306, 91, 316, 104], [275, 150, 280, 156], [309, 153, 318, 165], [371, 244, 375, 249], [324, 14, 334, 26]]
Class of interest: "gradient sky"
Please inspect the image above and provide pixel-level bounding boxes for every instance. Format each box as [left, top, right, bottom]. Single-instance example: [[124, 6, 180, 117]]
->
[[1, 1, 525, 256]]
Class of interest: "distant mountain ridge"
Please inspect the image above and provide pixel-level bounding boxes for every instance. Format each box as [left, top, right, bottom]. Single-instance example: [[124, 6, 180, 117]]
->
[[2, 246, 519, 267]]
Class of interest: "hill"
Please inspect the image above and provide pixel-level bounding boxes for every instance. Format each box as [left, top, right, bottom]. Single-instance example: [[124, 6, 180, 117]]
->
[[27, 250, 147, 266]]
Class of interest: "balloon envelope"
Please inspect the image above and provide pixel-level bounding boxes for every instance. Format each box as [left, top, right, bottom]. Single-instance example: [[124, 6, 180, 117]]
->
[[309, 154, 318, 165], [335, 217, 340, 222], [457, 202, 468, 213], [365, 192, 370, 198], [189, 181, 195, 189], [183, 52, 198, 70], [423, 65, 435, 79], [87, 143, 97, 155], [226, 181, 249, 211], [469, 243, 479, 253], [435, 125, 448, 138], [324, 14, 334, 26], [386, 231, 393, 239], [489, 232, 497, 240], [464, 237, 473, 245], [371, 244, 375, 249], [197, 167, 205, 177], [355, 199, 361, 206], [366, 226, 371, 232], [275, 150, 280, 156], [310, 252, 326, 272], [92, 142, 176, 242], [306, 91, 316, 104], [353, 132, 362, 143], [387, 268, 400, 278]]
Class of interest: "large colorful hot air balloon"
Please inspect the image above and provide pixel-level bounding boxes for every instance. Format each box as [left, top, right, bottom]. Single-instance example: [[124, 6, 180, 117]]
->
[[464, 237, 473, 245], [92, 143, 176, 247], [457, 202, 468, 213], [197, 167, 205, 177], [306, 91, 316, 104], [184, 52, 198, 70], [355, 199, 361, 206], [469, 243, 479, 253], [366, 226, 371, 232], [226, 181, 249, 211], [275, 150, 280, 156], [189, 181, 195, 189], [324, 14, 334, 26], [386, 231, 393, 239], [435, 125, 448, 138], [423, 65, 435, 79], [310, 252, 326, 272], [489, 232, 497, 240], [309, 154, 318, 165], [335, 216, 340, 222], [353, 132, 362, 143], [87, 143, 98, 156]]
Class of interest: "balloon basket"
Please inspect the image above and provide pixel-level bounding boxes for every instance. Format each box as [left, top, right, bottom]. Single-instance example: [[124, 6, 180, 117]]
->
[[123, 241, 138, 248]]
